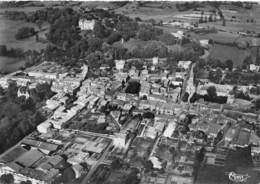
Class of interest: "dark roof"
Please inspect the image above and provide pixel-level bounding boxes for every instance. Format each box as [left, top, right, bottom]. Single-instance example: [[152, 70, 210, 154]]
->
[[16, 149, 44, 167], [234, 128, 251, 147], [6, 162, 24, 171], [22, 138, 59, 152], [0, 146, 28, 163]]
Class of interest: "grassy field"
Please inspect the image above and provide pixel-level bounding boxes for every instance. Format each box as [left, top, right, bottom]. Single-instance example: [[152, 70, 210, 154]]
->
[[0, 15, 47, 51], [0, 56, 25, 73], [209, 43, 253, 67], [0, 5, 48, 73]]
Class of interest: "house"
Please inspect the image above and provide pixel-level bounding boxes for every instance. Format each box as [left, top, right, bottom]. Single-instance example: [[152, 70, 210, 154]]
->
[[141, 175, 167, 184], [168, 174, 194, 184], [231, 128, 251, 148], [37, 121, 52, 134], [17, 86, 30, 99], [72, 164, 84, 178], [249, 64, 260, 72], [251, 147, 260, 168], [207, 123, 223, 138], [163, 121, 177, 138], [152, 57, 159, 65], [178, 61, 192, 70], [117, 93, 127, 101], [149, 156, 162, 169], [172, 30, 184, 39], [200, 39, 209, 48], [78, 19, 95, 30], [115, 60, 125, 71]]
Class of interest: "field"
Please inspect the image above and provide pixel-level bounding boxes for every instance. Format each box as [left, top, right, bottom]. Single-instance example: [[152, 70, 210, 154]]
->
[[0, 56, 25, 73], [0, 15, 46, 51], [209, 44, 253, 67], [115, 2, 181, 22], [0, 6, 48, 72]]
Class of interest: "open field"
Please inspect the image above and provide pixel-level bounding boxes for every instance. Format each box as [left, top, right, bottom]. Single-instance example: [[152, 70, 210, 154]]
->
[[0, 5, 48, 72], [209, 43, 252, 67], [0, 56, 25, 73], [0, 15, 46, 51], [115, 2, 181, 22]]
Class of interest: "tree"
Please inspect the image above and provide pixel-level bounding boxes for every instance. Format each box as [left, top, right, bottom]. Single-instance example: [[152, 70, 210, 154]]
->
[[16, 96, 36, 111], [117, 21, 138, 41], [208, 58, 223, 68], [125, 168, 140, 184], [7, 80, 18, 99], [111, 158, 123, 170], [35, 82, 53, 100], [209, 14, 213, 22], [15, 27, 36, 40], [207, 86, 217, 98], [144, 160, 153, 172], [0, 174, 14, 184], [243, 56, 253, 69], [159, 33, 177, 45], [225, 59, 233, 71], [0, 86, 5, 96], [255, 98, 260, 110], [222, 19, 226, 26], [209, 68, 222, 83], [0, 45, 7, 56], [87, 37, 103, 52], [111, 45, 128, 59], [125, 81, 141, 94], [93, 21, 109, 38], [20, 181, 32, 184], [106, 31, 122, 45], [86, 52, 102, 69], [143, 41, 168, 58], [137, 24, 163, 41]]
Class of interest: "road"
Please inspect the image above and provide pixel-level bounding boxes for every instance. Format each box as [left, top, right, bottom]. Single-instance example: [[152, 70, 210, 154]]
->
[[180, 63, 193, 102], [81, 140, 113, 184], [187, 63, 196, 103]]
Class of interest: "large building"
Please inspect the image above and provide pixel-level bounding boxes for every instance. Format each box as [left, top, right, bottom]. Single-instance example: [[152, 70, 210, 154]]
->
[[78, 19, 95, 30]]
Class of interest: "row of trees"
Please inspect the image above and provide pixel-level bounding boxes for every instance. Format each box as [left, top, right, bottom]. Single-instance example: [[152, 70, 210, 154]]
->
[[0, 45, 25, 58]]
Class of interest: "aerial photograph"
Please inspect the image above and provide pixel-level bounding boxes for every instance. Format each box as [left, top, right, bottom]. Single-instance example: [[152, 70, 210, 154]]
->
[[0, 1, 259, 184]]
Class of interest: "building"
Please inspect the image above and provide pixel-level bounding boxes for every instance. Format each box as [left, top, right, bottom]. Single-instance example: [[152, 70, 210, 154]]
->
[[152, 57, 159, 65], [168, 174, 194, 184], [251, 147, 260, 169], [249, 64, 260, 72], [200, 39, 209, 48], [37, 121, 52, 134], [115, 60, 125, 71], [178, 61, 192, 70], [78, 19, 95, 30], [172, 30, 184, 39]]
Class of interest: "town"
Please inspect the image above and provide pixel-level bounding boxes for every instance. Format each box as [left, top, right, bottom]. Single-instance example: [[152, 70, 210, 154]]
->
[[0, 1, 259, 184]]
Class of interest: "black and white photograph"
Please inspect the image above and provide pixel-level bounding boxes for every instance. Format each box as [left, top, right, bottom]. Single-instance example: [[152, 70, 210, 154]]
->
[[0, 1, 259, 184]]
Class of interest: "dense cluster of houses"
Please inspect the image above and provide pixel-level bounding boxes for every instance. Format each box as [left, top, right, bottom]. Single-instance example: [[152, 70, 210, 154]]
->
[[0, 54, 259, 184]]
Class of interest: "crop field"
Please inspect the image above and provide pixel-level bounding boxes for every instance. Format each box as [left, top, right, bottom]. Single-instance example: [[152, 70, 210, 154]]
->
[[115, 2, 181, 22]]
